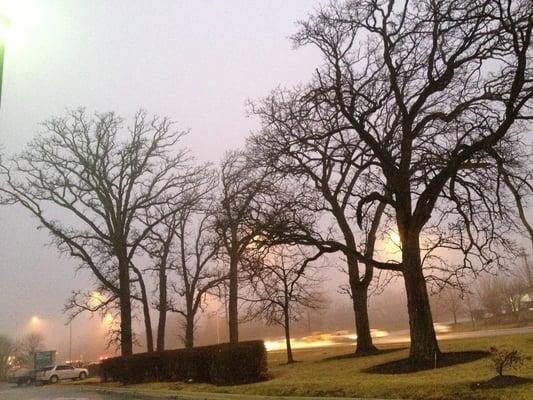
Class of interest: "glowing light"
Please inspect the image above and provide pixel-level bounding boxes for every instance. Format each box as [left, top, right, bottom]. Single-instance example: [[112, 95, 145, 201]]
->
[[390, 232, 401, 247], [31, 315, 39, 324], [264, 338, 335, 352], [103, 313, 114, 326], [383, 230, 402, 255], [0, 0, 46, 52], [264, 330, 389, 352], [89, 291, 104, 308]]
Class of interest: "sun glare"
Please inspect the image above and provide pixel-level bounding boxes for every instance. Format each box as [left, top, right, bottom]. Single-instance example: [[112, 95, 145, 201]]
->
[[0, 0, 45, 52]]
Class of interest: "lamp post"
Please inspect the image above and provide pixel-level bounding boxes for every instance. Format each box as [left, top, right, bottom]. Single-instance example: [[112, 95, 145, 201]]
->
[[0, 15, 10, 107], [69, 320, 72, 363]]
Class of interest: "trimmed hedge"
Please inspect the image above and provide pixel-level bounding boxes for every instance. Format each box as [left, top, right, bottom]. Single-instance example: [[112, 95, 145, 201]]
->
[[100, 340, 268, 385]]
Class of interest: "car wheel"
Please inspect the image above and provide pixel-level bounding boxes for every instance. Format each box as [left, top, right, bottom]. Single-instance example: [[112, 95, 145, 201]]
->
[[49, 375, 59, 384], [79, 371, 87, 380]]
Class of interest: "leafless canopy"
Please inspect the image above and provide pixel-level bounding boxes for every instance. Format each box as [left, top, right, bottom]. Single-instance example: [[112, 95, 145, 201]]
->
[[0, 109, 205, 355]]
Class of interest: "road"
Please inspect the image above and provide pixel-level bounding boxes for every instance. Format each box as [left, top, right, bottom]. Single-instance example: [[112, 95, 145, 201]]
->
[[374, 325, 533, 345], [0, 383, 124, 400]]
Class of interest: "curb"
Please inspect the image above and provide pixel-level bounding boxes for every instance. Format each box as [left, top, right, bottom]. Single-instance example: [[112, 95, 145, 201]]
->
[[72, 385, 391, 400]]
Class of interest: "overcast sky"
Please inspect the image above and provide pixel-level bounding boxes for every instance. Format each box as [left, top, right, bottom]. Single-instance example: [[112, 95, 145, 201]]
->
[[0, 0, 325, 356]]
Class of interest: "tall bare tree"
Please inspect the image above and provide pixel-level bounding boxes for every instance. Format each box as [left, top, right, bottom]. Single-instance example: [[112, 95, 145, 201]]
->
[[214, 151, 270, 344], [171, 201, 225, 348], [251, 91, 392, 354], [291, 0, 532, 363], [0, 109, 203, 356], [243, 245, 323, 363], [140, 170, 216, 351]]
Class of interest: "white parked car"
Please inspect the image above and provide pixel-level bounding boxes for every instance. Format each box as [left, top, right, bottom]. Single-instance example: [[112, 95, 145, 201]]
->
[[36, 365, 89, 384]]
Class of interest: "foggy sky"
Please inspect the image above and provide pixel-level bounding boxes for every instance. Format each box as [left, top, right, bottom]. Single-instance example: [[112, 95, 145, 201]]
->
[[2, 1, 529, 362], [0, 0, 324, 357]]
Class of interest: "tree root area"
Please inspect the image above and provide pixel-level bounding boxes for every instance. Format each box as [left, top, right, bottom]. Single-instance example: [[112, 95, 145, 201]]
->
[[365, 351, 489, 374]]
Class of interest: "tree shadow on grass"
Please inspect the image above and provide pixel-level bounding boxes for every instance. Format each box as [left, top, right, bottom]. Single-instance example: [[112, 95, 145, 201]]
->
[[323, 347, 408, 362], [471, 375, 533, 389], [365, 351, 489, 374]]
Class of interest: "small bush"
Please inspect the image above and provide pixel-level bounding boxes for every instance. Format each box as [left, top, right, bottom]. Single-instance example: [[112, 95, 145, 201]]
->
[[100, 340, 267, 385], [87, 362, 101, 377], [489, 346, 531, 376]]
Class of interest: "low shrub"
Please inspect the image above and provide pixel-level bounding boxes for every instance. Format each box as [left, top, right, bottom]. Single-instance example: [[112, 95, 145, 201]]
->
[[100, 340, 267, 385], [87, 362, 101, 377], [210, 341, 268, 385], [489, 346, 531, 376]]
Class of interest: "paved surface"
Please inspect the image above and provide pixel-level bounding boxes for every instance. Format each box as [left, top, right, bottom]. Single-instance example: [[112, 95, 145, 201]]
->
[[0, 382, 116, 400], [372, 325, 533, 346], [0, 383, 385, 400]]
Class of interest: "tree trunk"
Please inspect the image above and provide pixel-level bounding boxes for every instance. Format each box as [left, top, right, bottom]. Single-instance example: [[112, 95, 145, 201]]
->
[[184, 316, 194, 349], [118, 259, 133, 356], [347, 258, 377, 355], [140, 289, 154, 353], [228, 249, 239, 344], [133, 266, 154, 353], [352, 286, 377, 355], [283, 308, 295, 363], [402, 235, 440, 364], [156, 266, 167, 352]]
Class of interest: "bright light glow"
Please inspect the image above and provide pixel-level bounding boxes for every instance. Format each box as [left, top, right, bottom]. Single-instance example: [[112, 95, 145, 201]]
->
[[264, 330, 390, 352], [89, 291, 104, 308], [264, 338, 335, 352], [103, 313, 114, 326], [390, 232, 401, 247], [31, 315, 39, 324], [0, 0, 45, 51], [383, 231, 402, 255]]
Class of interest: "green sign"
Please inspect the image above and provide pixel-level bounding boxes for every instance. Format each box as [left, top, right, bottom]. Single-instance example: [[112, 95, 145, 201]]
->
[[34, 351, 56, 369]]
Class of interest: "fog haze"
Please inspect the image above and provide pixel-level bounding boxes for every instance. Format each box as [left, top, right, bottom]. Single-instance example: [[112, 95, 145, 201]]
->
[[0, 0, 323, 359]]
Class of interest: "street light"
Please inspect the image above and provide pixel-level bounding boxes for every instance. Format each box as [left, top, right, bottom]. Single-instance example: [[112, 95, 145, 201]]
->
[[0, 15, 10, 107]]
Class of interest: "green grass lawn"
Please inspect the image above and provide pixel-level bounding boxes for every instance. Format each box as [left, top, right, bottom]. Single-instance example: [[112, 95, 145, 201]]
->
[[69, 333, 533, 400]]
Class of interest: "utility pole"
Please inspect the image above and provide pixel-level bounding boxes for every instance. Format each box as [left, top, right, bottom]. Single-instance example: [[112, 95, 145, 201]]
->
[[69, 321, 72, 362]]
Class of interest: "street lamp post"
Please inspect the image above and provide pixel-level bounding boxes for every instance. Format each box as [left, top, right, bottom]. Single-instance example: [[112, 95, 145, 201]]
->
[[0, 15, 10, 107], [69, 321, 72, 363]]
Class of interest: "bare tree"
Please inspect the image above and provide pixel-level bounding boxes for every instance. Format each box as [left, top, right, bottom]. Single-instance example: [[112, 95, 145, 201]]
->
[[0, 335, 13, 380], [242, 245, 323, 363], [290, 0, 533, 363], [172, 206, 225, 348], [476, 276, 504, 320], [433, 287, 464, 325], [251, 91, 393, 354], [518, 252, 533, 288], [214, 151, 271, 344], [0, 109, 203, 356], [140, 170, 216, 351], [13, 333, 44, 368]]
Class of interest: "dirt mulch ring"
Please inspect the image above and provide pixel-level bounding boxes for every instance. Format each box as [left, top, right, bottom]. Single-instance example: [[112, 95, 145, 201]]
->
[[365, 351, 489, 374], [324, 347, 407, 361], [471, 375, 533, 389]]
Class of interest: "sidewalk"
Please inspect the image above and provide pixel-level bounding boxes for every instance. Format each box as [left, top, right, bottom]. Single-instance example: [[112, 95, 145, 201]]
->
[[73, 384, 390, 400]]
